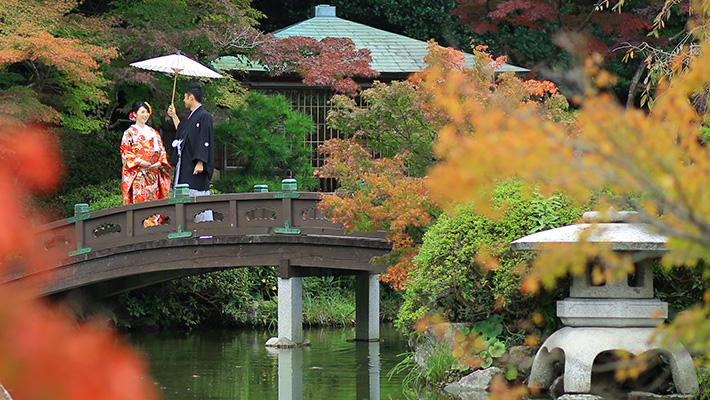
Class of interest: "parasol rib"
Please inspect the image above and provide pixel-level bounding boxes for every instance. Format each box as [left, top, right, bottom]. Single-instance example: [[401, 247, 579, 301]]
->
[[129, 52, 223, 105]]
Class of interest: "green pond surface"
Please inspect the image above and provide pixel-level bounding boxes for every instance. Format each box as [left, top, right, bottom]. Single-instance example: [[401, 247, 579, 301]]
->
[[128, 323, 454, 399]]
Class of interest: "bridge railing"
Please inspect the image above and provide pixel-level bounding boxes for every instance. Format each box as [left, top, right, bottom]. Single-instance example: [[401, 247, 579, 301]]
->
[[39, 191, 381, 261]]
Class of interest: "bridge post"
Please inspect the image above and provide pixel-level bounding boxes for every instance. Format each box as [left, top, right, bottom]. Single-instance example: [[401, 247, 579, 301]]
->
[[277, 276, 303, 344], [355, 273, 380, 341]]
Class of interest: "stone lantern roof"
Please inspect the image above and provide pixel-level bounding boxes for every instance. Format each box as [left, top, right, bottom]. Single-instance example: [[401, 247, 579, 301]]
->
[[510, 211, 668, 252]]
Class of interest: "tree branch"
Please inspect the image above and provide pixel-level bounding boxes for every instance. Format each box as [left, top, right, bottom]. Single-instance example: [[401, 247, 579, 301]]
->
[[626, 60, 645, 108], [22, 60, 41, 88]]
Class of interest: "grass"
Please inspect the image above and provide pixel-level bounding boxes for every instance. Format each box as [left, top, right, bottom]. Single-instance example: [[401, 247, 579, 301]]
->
[[388, 342, 462, 398], [303, 289, 355, 327]]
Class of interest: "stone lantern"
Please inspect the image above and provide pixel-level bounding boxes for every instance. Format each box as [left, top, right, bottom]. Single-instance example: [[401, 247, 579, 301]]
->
[[510, 211, 698, 396]]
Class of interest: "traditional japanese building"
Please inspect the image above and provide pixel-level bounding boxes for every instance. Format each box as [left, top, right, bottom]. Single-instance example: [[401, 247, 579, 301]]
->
[[217, 5, 527, 188]]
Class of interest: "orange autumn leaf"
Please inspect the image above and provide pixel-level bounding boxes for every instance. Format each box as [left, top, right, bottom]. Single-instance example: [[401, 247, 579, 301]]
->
[[0, 294, 157, 400], [317, 139, 435, 289], [0, 118, 158, 400], [525, 335, 541, 347], [519, 277, 540, 295], [488, 374, 528, 400], [2, 125, 63, 193]]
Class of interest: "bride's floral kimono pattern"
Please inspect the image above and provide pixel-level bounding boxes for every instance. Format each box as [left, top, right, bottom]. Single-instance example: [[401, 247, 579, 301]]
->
[[120, 124, 172, 210]]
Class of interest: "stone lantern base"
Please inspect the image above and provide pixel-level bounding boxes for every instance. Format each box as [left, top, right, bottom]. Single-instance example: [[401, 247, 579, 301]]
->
[[528, 327, 698, 395]]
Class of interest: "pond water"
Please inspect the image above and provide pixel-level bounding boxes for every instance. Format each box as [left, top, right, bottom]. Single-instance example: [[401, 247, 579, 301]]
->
[[128, 324, 454, 399]]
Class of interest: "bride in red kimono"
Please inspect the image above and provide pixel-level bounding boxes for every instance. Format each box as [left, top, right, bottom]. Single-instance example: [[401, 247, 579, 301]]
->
[[120, 101, 171, 225]]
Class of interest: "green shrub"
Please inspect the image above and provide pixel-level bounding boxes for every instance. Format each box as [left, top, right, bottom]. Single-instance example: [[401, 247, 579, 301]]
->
[[214, 92, 316, 193], [696, 367, 710, 400], [395, 180, 581, 338], [89, 191, 123, 212], [254, 298, 277, 329], [113, 269, 368, 331], [43, 180, 122, 217], [327, 81, 440, 177], [58, 128, 122, 193], [381, 285, 404, 322], [36, 128, 123, 217], [655, 261, 710, 320], [116, 268, 256, 330], [251, 266, 278, 300]]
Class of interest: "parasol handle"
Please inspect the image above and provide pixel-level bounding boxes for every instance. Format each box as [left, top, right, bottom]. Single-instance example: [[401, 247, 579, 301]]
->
[[171, 70, 180, 105]]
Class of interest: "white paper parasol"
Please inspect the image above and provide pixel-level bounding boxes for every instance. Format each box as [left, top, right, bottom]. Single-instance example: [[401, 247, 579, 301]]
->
[[130, 51, 223, 104]]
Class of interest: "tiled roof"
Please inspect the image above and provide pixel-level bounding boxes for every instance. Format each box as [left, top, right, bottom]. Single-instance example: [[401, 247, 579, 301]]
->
[[216, 5, 528, 74], [272, 13, 528, 73]]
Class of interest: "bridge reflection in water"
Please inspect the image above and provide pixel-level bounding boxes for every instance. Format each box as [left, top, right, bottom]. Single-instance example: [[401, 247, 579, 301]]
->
[[19, 188, 391, 344], [273, 341, 381, 400]]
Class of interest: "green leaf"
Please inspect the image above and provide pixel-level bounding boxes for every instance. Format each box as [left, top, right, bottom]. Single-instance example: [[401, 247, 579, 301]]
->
[[504, 364, 518, 380], [488, 340, 506, 358]]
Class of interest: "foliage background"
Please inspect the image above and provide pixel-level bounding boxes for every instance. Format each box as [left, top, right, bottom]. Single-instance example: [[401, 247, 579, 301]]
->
[[4, 1, 710, 396], [113, 268, 394, 331], [395, 181, 581, 337]]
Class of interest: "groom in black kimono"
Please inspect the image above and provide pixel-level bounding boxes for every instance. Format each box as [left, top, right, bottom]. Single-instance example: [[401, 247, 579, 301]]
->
[[167, 82, 215, 221]]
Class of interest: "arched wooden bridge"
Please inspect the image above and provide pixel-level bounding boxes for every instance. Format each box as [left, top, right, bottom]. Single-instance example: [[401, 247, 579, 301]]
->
[[15, 191, 390, 299]]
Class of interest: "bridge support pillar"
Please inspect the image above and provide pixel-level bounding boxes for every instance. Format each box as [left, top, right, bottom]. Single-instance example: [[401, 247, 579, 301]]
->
[[277, 277, 303, 344], [355, 273, 380, 341]]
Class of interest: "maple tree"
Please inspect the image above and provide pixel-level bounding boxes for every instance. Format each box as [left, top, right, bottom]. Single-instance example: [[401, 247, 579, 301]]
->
[[317, 41, 566, 289], [251, 0, 693, 105], [451, 0, 665, 63], [317, 139, 435, 289], [395, 184, 580, 337], [423, 0, 710, 378], [449, 0, 698, 106], [0, 0, 118, 131], [614, 0, 710, 107], [109, 0, 263, 76], [327, 80, 441, 176], [0, 119, 157, 400], [251, 35, 380, 95]]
